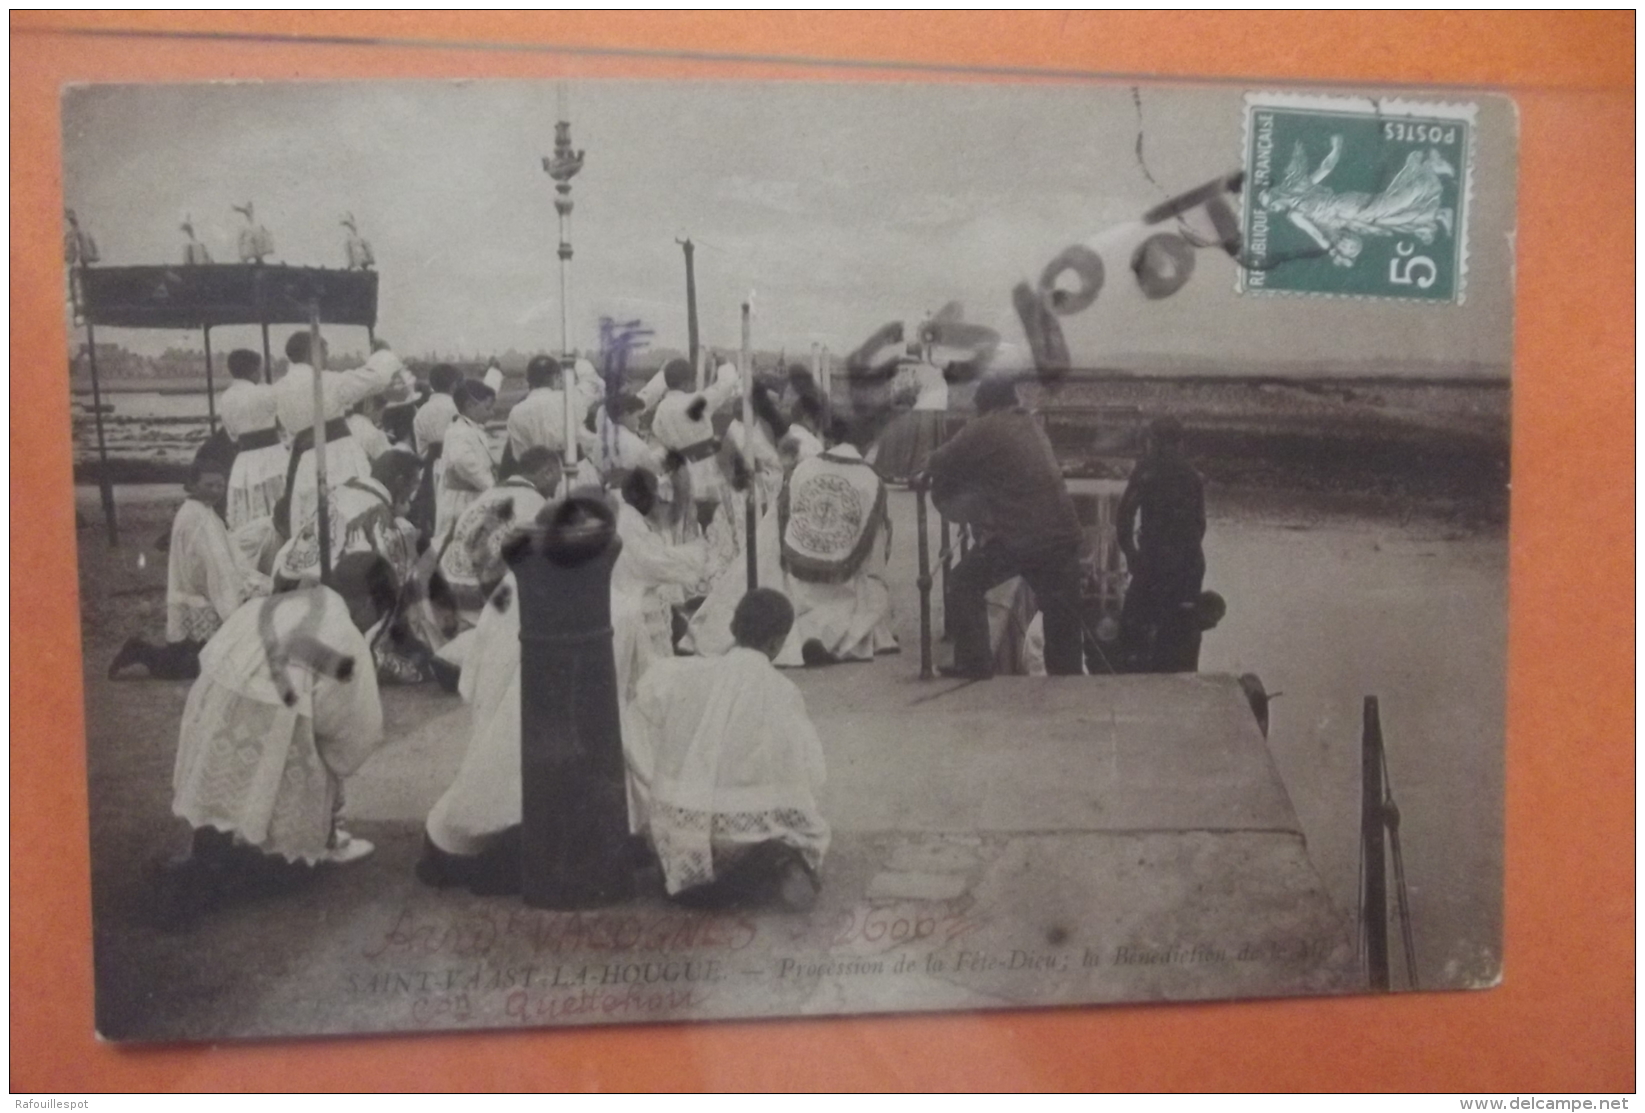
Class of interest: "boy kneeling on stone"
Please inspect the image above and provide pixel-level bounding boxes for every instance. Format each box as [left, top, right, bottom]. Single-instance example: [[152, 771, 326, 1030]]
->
[[627, 588, 828, 911], [109, 453, 250, 681]]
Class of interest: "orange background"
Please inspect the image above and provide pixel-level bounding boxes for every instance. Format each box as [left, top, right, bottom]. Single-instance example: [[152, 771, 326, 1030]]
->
[[10, 12, 1634, 1093]]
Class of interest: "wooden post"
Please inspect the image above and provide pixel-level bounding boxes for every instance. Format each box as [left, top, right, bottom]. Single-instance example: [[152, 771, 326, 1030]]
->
[[201, 325, 217, 432], [259, 321, 273, 384], [1362, 696, 1390, 990], [309, 304, 332, 585], [915, 479, 934, 679], [741, 300, 757, 591], [681, 237, 699, 371], [82, 308, 118, 547], [511, 496, 633, 908]]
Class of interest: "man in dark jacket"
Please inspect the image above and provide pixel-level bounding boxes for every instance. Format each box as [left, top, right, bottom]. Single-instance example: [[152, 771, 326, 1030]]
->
[[923, 377, 1083, 678], [1116, 416, 1207, 672]]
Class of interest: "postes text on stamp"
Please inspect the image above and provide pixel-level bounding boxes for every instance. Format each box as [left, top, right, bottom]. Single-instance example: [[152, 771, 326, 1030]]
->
[[1239, 92, 1476, 303]]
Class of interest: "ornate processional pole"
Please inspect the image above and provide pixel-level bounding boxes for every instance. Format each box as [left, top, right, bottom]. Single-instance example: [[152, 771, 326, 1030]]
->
[[309, 303, 332, 585], [742, 299, 758, 591], [543, 84, 586, 469]]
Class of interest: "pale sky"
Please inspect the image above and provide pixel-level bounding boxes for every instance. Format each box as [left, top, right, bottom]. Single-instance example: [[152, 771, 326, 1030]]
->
[[62, 80, 1515, 374]]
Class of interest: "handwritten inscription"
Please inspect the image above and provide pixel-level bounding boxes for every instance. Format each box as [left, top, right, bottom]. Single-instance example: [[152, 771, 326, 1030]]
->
[[506, 984, 708, 1024], [779, 903, 986, 949]]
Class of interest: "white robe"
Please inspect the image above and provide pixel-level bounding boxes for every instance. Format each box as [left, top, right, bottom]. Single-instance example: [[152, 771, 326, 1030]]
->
[[626, 648, 830, 894], [166, 499, 249, 644], [424, 573, 653, 856], [910, 361, 951, 411], [278, 350, 403, 532], [573, 359, 604, 405], [681, 491, 783, 658], [646, 363, 741, 504], [219, 379, 287, 530], [435, 415, 497, 545], [411, 391, 458, 457], [346, 413, 391, 462], [228, 515, 282, 598], [586, 410, 664, 479], [173, 588, 383, 863], [506, 387, 569, 460], [612, 502, 709, 657]]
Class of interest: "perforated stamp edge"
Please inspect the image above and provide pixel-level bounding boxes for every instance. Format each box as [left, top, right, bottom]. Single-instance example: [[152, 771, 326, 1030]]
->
[[1236, 91, 1479, 305]]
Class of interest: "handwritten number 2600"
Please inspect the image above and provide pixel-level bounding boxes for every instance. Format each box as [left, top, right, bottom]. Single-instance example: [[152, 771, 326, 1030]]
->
[[1388, 242, 1438, 289]]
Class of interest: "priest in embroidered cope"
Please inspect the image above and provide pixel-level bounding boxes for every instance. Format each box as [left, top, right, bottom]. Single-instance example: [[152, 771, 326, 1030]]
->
[[438, 446, 562, 629]]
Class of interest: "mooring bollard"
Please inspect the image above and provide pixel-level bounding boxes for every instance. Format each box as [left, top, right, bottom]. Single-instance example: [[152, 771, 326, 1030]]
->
[[509, 495, 635, 909], [915, 478, 934, 680]]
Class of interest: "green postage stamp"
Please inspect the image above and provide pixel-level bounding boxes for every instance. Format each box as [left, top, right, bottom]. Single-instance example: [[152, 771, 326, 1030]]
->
[[1240, 92, 1477, 303]]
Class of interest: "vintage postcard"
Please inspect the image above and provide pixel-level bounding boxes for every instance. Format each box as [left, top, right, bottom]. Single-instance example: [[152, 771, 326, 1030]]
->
[[63, 78, 1514, 1040]]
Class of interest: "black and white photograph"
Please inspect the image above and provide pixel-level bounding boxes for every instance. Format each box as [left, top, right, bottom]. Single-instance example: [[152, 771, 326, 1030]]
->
[[63, 78, 1515, 1040]]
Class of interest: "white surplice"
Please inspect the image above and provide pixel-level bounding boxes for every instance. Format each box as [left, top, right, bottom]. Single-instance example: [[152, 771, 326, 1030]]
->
[[645, 362, 741, 504], [346, 413, 392, 463], [424, 573, 654, 857], [434, 415, 497, 545], [586, 409, 665, 479], [219, 378, 288, 530], [173, 587, 383, 863], [625, 648, 830, 894], [612, 501, 709, 657], [278, 349, 403, 531], [167, 498, 250, 644], [680, 491, 783, 659], [505, 386, 569, 460], [228, 515, 283, 598], [412, 391, 458, 456]]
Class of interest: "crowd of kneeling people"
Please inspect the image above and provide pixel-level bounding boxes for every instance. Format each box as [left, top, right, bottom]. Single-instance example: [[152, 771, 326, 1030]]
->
[[110, 332, 1224, 928], [114, 334, 907, 927]]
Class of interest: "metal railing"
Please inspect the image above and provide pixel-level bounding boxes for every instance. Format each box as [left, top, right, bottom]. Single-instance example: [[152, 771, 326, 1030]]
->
[[1359, 696, 1418, 990]]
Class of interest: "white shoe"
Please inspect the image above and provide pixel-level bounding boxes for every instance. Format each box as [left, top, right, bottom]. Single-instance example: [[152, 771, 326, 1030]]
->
[[324, 831, 375, 865]]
